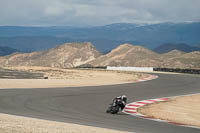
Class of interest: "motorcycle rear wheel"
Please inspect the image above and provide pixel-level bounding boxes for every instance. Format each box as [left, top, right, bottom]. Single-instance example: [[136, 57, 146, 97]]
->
[[110, 105, 120, 114]]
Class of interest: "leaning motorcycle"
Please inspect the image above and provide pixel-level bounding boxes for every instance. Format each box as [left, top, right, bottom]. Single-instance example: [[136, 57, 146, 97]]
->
[[106, 99, 121, 114]]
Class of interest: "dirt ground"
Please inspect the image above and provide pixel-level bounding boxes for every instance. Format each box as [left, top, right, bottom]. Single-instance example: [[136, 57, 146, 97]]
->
[[0, 66, 149, 89], [138, 94, 200, 127], [0, 113, 130, 133]]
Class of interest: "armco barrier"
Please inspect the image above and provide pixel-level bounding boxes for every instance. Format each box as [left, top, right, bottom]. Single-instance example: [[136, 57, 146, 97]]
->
[[153, 68, 200, 74], [106, 66, 154, 72]]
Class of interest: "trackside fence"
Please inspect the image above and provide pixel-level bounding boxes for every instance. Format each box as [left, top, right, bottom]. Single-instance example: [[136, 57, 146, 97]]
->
[[75, 65, 200, 74], [106, 66, 200, 74]]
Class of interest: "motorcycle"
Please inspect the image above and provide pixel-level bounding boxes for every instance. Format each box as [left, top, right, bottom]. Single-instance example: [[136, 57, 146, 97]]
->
[[106, 98, 122, 114]]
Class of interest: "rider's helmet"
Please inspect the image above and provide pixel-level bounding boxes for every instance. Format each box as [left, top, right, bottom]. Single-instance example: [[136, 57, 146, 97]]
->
[[121, 95, 127, 103]]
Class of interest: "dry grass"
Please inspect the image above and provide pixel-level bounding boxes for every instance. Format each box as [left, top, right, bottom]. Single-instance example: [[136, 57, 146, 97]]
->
[[138, 94, 200, 127]]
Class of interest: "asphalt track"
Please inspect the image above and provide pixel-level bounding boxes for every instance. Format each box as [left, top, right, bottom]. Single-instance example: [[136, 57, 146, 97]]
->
[[0, 73, 200, 133]]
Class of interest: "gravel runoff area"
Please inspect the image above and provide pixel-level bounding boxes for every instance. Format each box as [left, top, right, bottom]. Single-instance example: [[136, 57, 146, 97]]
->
[[138, 93, 200, 128], [0, 66, 144, 133], [0, 113, 131, 133], [0, 66, 149, 89]]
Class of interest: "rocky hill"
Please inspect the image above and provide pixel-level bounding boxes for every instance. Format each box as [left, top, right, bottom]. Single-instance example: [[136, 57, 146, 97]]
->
[[89, 44, 162, 67], [0, 42, 200, 69], [0, 42, 101, 68], [158, 51, 200, 69], [162, 49, 185, 58], [88, 43, 200, 69], [174, 51, 200, 68]]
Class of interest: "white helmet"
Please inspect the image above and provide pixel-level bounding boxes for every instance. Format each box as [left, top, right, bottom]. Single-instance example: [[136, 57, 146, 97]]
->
[[122, 95, 126, 98], [121, 95, 127, 102]]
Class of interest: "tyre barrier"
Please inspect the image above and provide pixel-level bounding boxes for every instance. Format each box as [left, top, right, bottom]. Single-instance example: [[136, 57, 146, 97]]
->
[[75, 64, 107, 69], [154, 68, 200, 74]]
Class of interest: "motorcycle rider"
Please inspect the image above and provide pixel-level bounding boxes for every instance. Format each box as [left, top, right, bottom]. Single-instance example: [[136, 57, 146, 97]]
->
[[112, 95, 127, 111]]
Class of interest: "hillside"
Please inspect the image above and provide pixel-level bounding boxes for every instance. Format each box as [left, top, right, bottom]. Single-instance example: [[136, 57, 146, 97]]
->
[[0, 46, 18, 56], [162, 49, 185, 58], [89, 44, 162, 67], [175, 51, 200, 69], [88, 44, 200, 69], [0, 42, 101, 68], [159, 51, 200, 69], [0, 43, 200, 69]]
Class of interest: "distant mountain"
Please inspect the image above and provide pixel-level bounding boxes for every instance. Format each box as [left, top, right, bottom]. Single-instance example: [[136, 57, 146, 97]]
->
[[0, 36, 139, 53], [0, 22, 200, 53], [0, 42, 101, 68], [0, 26, 75, 37], [154, 43, 200, 53], [0, 46, 18, 56], [0, 36, 72, 52], [196, 44, 200, 48]]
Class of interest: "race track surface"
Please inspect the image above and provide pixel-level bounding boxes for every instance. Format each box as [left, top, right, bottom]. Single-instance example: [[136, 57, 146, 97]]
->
[[0, 73, 200, 133]]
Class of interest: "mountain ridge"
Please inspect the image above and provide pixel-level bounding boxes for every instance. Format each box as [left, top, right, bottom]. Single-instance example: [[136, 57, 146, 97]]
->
[[0, 42, 200, 69], [0, 22, 200, 53], [0, 42, 102, 68], [154, 43, 200, 53]]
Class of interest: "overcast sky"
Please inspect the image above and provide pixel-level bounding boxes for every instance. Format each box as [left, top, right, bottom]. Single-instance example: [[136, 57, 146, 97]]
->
[[0, 0, 199, 26]]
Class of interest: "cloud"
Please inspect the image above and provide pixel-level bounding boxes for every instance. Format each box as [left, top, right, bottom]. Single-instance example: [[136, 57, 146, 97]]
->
[[0, 0, 199, 26]]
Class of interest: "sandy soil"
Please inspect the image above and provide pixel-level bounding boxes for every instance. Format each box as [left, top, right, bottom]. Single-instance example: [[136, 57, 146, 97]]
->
[[138, 94, 200, 127], [0, 113, 130, 133], [0, 66, 149, 89]]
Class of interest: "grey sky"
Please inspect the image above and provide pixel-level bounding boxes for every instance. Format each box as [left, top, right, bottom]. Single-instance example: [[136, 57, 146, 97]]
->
[[0, 0, 199, 26]]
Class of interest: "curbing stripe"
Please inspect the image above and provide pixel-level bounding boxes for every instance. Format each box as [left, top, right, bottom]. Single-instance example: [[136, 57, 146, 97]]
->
[[123, 95, 200, 129], [124, 107, 136, 110], [146, 99, 157, 102], [135, 75, 158, 83], [127, 104, 141, 107], [136, 102, 149, 104], [124, 74, 199, 129], [124, 111, 137, 114]]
